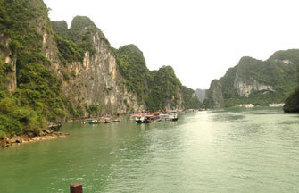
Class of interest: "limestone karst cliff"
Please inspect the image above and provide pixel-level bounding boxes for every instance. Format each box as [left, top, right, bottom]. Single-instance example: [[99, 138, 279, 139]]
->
[[0, 0, 188, 137], [52, 19, 185, 114], [204, 80, 224, 108], [51, 17, 142, 116], [204, 50, 299, 108]]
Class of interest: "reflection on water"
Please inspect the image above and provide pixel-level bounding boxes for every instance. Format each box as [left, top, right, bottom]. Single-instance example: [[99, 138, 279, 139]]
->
[[0, 107, 298, 193]]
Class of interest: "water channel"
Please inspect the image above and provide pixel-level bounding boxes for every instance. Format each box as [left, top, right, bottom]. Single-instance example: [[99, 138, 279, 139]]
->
[[0, 107, 298, 193]]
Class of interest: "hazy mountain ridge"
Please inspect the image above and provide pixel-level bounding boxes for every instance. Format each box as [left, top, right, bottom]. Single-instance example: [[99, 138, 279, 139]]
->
[[195, 88, 206, 102]]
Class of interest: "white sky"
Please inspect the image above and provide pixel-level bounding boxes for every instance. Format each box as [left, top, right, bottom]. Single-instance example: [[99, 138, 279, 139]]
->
[[45, 0, 299, 89]]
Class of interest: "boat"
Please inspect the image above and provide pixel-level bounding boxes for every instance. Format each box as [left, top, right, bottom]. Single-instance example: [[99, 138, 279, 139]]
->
[[87, 120, 100, 124], [136, 116, 146, 123], [135, 114, 162, 123], [104, 117, 113, 123], [167, 112, 179, 122], [148, 115, 162, 122]]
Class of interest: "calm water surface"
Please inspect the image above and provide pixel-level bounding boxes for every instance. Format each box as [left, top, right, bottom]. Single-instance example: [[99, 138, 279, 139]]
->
[[0, 107, 299, 193]]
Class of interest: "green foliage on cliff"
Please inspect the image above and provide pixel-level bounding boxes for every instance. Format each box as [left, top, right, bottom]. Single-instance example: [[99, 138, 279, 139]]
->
[[219, 67, 238, 99], [54, 35, 84, 65], [115, 45, 183, 111], [0, 0, 66, 137], [51, 21, 68, 37], [86, 105, 100, 117], [146, 66, 182, 111], [283, 87, 299, 113], [182, 86, 202, 109], [0, 95, 47, 137], [115, 45, 149, 102], [71, 16, 96, 33], [52, 17, 97, 65], [0, 58, 8, 89], [206, 49, 299, 108]]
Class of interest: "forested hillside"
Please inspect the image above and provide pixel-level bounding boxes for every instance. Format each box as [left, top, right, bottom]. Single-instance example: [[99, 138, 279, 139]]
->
[[0, 0, 199, 138], [114, 45, 184, 111], [204, 49, 299, 108], [0, 0, 65, 137]]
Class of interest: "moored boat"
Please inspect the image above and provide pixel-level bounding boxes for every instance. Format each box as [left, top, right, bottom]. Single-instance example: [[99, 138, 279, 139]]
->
[[87, 120, 100, 124], [104, 117, 113, 123], [136, 116, 146, 123], [133, 111, 177, 123], [167, 112, 179, 121]]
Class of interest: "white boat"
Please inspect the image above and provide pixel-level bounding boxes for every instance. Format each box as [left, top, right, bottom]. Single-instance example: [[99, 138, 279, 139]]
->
[[136, 116, 146, 123], [163, 112, 178, 121]]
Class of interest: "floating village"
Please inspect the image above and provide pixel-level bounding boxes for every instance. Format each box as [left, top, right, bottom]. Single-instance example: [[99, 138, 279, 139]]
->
[[85, 110, 179, 124]]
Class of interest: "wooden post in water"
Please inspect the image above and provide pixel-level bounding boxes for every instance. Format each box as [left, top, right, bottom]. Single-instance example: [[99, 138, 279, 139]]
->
[[71, 183, 82, 193]]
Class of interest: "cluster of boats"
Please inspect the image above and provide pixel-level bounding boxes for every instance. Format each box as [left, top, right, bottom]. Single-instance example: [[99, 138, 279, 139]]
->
[[85, 112, 179, 124], [86, 117, 120, 124], [132, 112, 179, 123]]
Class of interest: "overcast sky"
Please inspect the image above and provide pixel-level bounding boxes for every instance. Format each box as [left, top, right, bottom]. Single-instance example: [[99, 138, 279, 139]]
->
[[45, 0, 299, 89]]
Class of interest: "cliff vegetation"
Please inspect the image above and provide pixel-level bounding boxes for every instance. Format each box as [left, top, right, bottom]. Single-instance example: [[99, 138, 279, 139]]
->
[[204, 49, 299, 108], [283, 87, 299, 113], [0, 0, 199, 138], [115, 45, 184, 111], [0, 0, 65, 138], [182, 86, 203, 109]]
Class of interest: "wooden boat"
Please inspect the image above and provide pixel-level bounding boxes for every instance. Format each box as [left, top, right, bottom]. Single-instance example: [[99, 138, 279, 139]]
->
[[148, 115, 162, 122], [163, 112, 179, 122], [104, 118, 113, 123], [169, 112, 179, 121], [136, 116, 146, 123], [136, 115, 162, 123], [87, 120, 100, 124]]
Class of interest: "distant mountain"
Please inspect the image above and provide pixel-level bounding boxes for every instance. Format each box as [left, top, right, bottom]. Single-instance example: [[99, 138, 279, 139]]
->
[[204, 49, 299, 108], [195, 88, 206, 102], [182, 87, 203, 109]]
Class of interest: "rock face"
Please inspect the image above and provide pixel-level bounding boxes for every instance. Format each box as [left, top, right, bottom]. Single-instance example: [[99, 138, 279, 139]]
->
[[0, 33, 16, 92], [205, 50, 299, 108], [0, 0, 189, 139], [195, 88, 206, 102], [234, 80, 274, 97], [51, 17, 142, 115], [204, 80, 224, 108]]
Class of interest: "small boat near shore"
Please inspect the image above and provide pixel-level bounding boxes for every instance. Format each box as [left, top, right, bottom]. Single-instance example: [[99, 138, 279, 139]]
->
[[104, 118, 113, 123], [168, 112, 179, 121], [86, 117, 120, 124], [133, 111, 178, 123], [87, 120, 100, 124]]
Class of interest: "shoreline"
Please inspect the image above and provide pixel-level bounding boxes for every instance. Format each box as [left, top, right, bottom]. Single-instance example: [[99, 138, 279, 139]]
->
[[0, 130, 70, 148]]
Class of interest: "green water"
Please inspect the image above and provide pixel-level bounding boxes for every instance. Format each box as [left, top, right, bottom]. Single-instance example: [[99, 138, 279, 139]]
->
[[0, 107, 299, 193]]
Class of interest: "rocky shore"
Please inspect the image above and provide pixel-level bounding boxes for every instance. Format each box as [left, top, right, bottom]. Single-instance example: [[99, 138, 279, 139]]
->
[[0, 129, 69, 148]]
